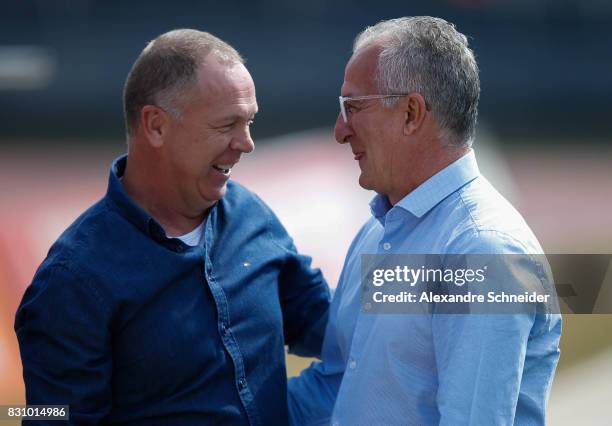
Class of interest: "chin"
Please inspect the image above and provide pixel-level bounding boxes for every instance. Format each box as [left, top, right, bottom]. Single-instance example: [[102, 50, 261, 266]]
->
[[358, 174, 374, 191], [201, 184, 227, 206], [212, 186, 227, 201]]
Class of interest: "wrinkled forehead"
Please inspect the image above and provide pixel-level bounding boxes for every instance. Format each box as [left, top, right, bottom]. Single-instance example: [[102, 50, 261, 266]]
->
[[342, 43, 382, 96]]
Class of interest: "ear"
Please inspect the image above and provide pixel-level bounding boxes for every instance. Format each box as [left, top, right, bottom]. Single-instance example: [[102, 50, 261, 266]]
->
[[402, 93, 428, 136], [140, 105, 170, 148]]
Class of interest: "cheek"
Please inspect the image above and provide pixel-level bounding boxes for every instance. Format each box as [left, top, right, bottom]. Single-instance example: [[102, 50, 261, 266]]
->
[[375, 138, 401, 182], [187, 133, 228, 167], [202, 132, 232, 155]]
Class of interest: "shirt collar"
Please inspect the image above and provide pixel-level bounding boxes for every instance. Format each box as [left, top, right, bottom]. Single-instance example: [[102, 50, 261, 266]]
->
[[370, 150, 480, 221], [105, 154, 166, 239]]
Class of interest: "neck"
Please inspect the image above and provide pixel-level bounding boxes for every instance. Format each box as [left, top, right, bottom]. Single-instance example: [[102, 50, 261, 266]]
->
[[122, 149, 209, 237], [387, 146, 470, 205]]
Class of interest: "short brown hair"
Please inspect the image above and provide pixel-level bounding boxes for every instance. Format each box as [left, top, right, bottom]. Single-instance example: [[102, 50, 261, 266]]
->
[[123, 29, 244, 136]]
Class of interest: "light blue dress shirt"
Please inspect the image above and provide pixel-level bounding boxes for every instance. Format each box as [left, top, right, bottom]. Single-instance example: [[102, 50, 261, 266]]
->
[[288, 151, 561, 426]]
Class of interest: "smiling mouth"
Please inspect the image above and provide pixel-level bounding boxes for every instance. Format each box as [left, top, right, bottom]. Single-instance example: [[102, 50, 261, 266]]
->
[[354, 153, 364, 160], [212, 164, 233, 176]]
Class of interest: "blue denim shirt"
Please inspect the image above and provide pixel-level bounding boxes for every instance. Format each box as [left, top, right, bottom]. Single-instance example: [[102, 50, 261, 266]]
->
[[15, 155, 330, 425], [288, 151, 561, 426]]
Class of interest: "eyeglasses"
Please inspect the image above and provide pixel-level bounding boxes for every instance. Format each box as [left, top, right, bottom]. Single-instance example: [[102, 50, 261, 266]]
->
[[338, 94, 409, 123]]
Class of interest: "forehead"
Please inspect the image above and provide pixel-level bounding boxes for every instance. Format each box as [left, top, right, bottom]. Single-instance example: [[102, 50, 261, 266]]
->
[[342, 44, 381, 96], [192, 58, 258, 117]]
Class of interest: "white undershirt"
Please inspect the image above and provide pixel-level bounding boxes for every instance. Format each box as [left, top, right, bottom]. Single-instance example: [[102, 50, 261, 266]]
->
[[175, 221, 205, 247]]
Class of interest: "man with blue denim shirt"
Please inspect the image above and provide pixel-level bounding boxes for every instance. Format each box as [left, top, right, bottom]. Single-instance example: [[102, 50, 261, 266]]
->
[[15, 29, 329, 425], [288, 17, 561, 425]]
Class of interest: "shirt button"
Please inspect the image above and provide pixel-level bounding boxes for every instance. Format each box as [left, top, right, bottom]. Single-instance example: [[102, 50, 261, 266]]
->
[[383, 242, 391, 250], [348, 359, 357, 369], [238, 378, 247, 389]]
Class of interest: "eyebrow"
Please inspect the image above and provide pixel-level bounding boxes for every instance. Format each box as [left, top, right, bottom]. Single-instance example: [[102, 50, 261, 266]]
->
[[212, 111, 257, 126], [342, 94, 373, 100], [344, 97, 368, 104]]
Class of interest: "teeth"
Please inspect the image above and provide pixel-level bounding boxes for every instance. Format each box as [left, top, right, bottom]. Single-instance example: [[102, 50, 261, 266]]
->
[[213, 165, 232, 174]]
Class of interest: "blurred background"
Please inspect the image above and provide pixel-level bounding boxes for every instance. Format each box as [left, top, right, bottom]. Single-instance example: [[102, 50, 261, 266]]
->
[[1, 0, 611, 424]]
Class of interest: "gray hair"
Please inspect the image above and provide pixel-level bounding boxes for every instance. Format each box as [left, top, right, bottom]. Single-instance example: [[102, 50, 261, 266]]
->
[[123, 29, 244, 136], [354, 17, 480, 147]]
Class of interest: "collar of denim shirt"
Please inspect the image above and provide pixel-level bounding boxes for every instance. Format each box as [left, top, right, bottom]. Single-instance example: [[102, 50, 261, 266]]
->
[[104, 155, 169, 241]]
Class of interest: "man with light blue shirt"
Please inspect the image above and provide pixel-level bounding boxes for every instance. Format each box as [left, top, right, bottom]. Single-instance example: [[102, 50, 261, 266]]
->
[[288, 16, 561, 425]]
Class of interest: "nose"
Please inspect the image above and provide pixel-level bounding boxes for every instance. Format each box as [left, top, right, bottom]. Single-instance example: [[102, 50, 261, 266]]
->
[[334, 113, 352, 144], [231, 125, 255, 154]]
